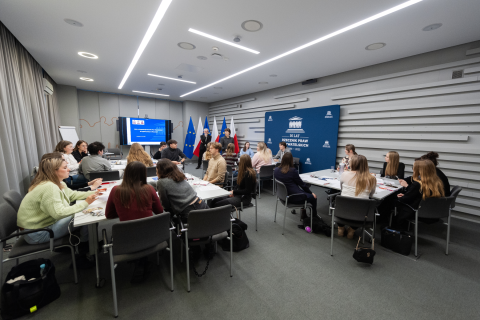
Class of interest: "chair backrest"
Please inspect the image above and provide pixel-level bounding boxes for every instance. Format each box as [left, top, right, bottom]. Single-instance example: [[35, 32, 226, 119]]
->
[[111, 212, 171, 256], [202, 160, 209, 170], [89, 170, 120, 182], [449, 185, 462, 208], [0, 203, 19, 240], [226, 165, 234, 174], [3, 190, 24, 212], [258, 164, 275, 178], [146, 166, 157, 177], [187, 205, 232, 239], [418, 197, 455, 219], [275, 180, 289, 202], [334, 196, 377, 222], [293, 157, 300, 165]]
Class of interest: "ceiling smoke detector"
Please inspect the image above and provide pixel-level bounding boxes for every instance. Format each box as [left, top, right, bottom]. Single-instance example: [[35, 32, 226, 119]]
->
[[233, 36, 241, 43], [64, 19, 83, 27], [212, 46, 219, 51], [365, 43, 386, 50], [423, 23, 442, 31], [177, 42, 196, 50], [241, 20, 263, 32]]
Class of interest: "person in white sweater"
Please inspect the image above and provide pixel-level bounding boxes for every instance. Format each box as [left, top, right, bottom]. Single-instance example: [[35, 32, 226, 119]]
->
[[54, 140, 89, 189]]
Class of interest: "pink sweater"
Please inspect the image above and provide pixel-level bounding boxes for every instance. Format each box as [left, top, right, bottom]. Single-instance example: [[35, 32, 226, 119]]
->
[[251, 153, 272, 173]]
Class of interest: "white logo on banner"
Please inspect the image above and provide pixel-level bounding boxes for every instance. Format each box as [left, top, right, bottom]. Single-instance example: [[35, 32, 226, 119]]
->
[[325, 111, 333, 118], [323, 140, 330, 148], [305, 158, 312, 165], [268, 116, 273, 121], [132, 120, 145, 125], [286, 116, 305, 133], [267, 138, 272, 144]]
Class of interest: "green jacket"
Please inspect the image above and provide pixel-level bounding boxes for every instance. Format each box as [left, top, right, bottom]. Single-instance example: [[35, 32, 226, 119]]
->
[[17, 181, 95, 229]]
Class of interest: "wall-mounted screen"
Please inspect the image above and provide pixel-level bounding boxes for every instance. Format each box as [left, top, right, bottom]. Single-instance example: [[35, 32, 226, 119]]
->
[[119, 117, 172, 145]]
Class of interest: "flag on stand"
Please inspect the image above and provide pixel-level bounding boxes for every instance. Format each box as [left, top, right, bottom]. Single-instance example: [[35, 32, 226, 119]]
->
[[193, 117, 203, 157], [216, 117, 227, 142], [203, 116, 210, 134], [183, 117, 196, 159], [212, 116, 219, 143], [230, 116, 240, 154]]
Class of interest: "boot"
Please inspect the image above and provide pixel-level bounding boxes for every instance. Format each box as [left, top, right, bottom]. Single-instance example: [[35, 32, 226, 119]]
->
[[338, 226, 345, 237], [347, 227, 356, 239]]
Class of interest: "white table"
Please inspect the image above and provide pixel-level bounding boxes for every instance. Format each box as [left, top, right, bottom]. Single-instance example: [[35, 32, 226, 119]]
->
[[300, 169, 402, 200]]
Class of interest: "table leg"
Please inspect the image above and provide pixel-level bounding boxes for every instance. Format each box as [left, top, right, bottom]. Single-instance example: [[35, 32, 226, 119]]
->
[[88, 223, 104, 288]]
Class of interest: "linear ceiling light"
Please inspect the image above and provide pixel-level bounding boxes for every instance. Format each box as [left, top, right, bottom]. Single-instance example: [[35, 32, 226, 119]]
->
[[133, 90, 169, 96], [181, 0, 422, 97], [118, 0, 173, 89], [188, 28, 260, 54], [148, 73, 196, 84]]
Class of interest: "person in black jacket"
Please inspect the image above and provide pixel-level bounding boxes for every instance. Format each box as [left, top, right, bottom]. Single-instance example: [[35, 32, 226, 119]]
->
[[161, 140, 186, 165], [381, 151, 405, 179], [153, 142, 167, 160], [274, 153, 317, 221], [196, 128, 211, 169], [220, 128, 234, 152], [211, 154, 256, 209], [72, 140, 89, 163]]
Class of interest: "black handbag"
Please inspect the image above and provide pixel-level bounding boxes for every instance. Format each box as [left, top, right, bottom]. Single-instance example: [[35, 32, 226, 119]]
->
[[221, 207, 249, 252], [352, 215, 376, 264], [381, 228, 413, 256], [1, 258, 61, 320]]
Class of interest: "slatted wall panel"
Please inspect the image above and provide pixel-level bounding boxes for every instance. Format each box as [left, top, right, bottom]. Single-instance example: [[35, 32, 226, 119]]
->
[[208, 56, 480, 219]]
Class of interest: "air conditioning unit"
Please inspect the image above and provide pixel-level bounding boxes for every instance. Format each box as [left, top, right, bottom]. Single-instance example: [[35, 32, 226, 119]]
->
[[43, 78, 54, 95]]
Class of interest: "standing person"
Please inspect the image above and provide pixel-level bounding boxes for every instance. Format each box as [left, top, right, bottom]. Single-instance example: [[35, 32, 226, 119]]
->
[[161, 140, 186, 165], [54, 140, 89, 189], [381, 151, 405, 179], [150, 159, 208, 220], [202, 142, 213, 160], [203, 142, 227, 185], [152, 142, 167, 160], [274, 153, 317, 222], [273, 141, 291, 162], [79, 141, 112, 180], [223, 143, 238, 176], [338, 144, 357, 171], [337, 155, 377, 239], [72, 140, 88, 163], [251, 142, 273, 174], [211, 154, 256, 209], [220, 128, 234, 153], [127, 143, 153, 167], [196, 128, 211, 169], [240, 141, 254, 158]]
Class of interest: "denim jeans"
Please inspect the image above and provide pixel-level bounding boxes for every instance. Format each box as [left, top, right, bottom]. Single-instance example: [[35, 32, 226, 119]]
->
[[64, 174, 88, 189], [23, 216, 89, 244]]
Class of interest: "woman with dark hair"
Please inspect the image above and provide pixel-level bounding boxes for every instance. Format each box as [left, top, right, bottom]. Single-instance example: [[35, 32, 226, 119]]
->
[[223, 143, 238, 177], [149, 159, 208, 219], [274, 153, 317, 221], [240, 141, 254, 157], [105, 161, 163, 221], [72, 140, 88, 163], [211, 154, 257, 209], [338, 144, 357, 171]]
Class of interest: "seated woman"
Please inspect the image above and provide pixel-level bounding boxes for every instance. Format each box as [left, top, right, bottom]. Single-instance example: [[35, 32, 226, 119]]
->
[[381, 151, 405, 179], [338, 144, 357, 171], [274, 153, 317, 222], [17, 153, 101, 267], [223, 143, 238, 176], [72, 140, 89, 163], [251, 142, 273, 174], [211, 154, 257, 209], [202, 142, 213, 160], [149, 159, 208, 220], [239, 142, 254, 158], [127, 143, 154, 167], [338, 155, 377, 239], [55, 140, 89, 189], [394, 159, 444, 229], [420, 152, 450, 196]]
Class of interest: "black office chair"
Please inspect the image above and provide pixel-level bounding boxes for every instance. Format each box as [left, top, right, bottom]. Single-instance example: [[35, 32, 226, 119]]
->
[[202, 160, 209, 177], [214, 172, 232, 190], [293, 157, 300, 172], [89, 170, 120, 182], [226, 165, 237, 190], [146, 166, 157, 177], [257, 164, 276, 199], [3, 190, 24, 212]]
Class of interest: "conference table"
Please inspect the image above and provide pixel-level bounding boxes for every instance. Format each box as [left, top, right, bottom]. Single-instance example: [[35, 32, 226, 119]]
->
[[73, 173, 230, 287]]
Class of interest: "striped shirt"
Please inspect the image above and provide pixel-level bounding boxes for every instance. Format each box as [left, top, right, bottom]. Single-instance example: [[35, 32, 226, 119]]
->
[[222, 153, 238, 169]]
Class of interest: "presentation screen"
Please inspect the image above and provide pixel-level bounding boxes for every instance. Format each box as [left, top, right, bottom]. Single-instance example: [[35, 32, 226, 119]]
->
[[119, 117, 172, 145], [264, 105, 340, 173]]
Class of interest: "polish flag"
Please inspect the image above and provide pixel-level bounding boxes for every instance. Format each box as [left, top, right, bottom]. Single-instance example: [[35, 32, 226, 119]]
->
[[193, 117, 203, 157], [230, 116, 240, 154], [212, 116, 219, 143]]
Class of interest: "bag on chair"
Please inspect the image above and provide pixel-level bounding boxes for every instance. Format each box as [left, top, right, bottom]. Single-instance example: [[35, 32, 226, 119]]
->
[[381, 228, 413, 256], [1, 258, 60, 320], [352, 215, 376, 264]]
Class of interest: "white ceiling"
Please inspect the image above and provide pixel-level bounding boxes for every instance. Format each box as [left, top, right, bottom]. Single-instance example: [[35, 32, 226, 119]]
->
[[1, 0, 479, 103]]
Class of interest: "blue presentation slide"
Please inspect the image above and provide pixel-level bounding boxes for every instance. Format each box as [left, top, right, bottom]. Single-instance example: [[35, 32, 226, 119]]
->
[[127, 118, 166, 145]]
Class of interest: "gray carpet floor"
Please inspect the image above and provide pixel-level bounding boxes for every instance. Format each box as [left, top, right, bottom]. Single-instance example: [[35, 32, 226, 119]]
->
[[5, 163, 480, 319]]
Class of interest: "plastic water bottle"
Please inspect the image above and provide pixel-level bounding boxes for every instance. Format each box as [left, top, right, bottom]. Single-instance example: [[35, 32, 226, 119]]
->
[[339, 163, 345, 175], [40, 264, 45, 277]]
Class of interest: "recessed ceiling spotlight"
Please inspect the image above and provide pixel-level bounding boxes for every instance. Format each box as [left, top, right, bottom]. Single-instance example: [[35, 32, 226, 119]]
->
[[133, 90, 169, 96], [423, 23, 442, 31], [259, 82, 268, 84], [78, 52, 98, 59], [80, 77, 94, 81], [197, 56, 208, 60], [148, 73, 196, 84], [117, 0, 173, 89], [178, 42, 196, 50], [64, 19, 83, 27], [241, 20, 263, 32], [213, 87, 222, 89], [188, 28, 259, 54], [365, 43, 386, 50], [270, 74, 277, 77], [77, 70, 87, 73], [181, 0, 423, 97]]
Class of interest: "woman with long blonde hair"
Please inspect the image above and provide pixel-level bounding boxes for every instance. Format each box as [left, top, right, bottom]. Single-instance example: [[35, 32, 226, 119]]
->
[[251, 141, 273, 173], [382, 151, 405, 179], [127, 143, 153, 167], [202, 142, 213, 160], [338, 155, 377, 238]]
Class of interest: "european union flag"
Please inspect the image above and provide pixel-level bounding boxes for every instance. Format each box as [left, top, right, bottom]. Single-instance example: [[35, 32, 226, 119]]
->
[[203, 116, 210, 134], [183, 117, 196, 159]]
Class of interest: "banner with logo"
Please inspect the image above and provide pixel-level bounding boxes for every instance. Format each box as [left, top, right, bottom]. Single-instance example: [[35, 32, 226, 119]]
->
[[265, 105, 340, 173]]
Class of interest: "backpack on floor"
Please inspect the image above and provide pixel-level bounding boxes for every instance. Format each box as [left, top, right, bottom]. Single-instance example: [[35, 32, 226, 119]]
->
[[303, 215, 331, 237], [221, 223, 249, 252]]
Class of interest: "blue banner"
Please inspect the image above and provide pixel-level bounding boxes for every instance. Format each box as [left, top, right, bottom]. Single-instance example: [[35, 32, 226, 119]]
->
[[183, 117, 196, 159], [217, 117, 227, 142], [203, 116, 210, 134], [265, 105, 340, 173]]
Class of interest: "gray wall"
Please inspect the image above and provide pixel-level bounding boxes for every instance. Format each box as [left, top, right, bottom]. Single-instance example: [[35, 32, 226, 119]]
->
[[209, 41, 480, 219], [56, 85, 80, 133]]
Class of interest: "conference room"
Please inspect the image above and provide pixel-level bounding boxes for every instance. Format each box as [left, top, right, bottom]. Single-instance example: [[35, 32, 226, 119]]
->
[[0, 0, 479, 319]]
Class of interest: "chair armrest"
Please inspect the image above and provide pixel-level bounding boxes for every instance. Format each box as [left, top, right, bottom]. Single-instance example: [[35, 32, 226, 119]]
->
[[326, 191, 341, 200], [1, 228, 54, 243], [180, 220, 187, 232]]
